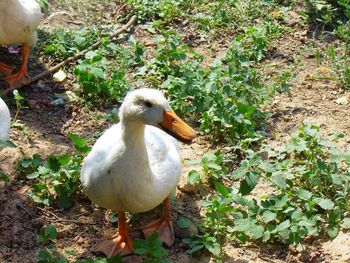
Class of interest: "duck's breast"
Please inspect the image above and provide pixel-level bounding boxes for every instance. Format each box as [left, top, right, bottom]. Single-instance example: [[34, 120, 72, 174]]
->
[[145, 126, 181, 199]]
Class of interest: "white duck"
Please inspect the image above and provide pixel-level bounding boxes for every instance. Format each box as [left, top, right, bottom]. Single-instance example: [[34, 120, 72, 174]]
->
[[81, 88, 196, 257], [0, 0, 42, 90], [0, 97, 11, 141]]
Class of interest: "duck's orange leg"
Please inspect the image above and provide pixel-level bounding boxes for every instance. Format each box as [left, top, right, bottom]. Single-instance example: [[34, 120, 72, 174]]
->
[[94, 211, 134, 257], [0, 62, 15, 77], [0, 43, 31, 90], [142, 197, 175, 246]]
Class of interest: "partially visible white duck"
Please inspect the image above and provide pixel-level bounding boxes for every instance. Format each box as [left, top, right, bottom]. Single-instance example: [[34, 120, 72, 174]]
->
[[0, 0, 42, 90], [81, 88, 196, 257], [0, 97, 11, 141]]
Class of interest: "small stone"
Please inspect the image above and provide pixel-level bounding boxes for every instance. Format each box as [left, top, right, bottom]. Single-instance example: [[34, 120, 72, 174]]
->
[[336, 96, 348, 105], [50, 97, 65, 106], [177, 182, 197, 194], [31, 216, 47, 228]]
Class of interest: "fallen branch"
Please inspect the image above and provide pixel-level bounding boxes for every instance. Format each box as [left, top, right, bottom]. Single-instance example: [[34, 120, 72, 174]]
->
[[5, 15, 137, 94]]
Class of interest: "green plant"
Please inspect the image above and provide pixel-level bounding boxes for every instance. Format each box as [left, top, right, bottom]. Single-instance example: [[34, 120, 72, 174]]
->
[[188, 150, 229, 185], [22, 134, 90, 209], [189, 125, 350, 258], [43, 28, 100, 60], [0, 171, 10, 183], [133, 232, 172, 263], [183, 182, 236, 262], [126, 0, 185, 22], [139, 25, 282, 146], [36, 0, 49, 13], [12, 89, 27, 123], [74, 50, 131, 102], [304, 0, 350, 28]]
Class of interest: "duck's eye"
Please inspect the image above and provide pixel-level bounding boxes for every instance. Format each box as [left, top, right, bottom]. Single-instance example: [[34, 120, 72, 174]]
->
[[145, 101, 153, 108]]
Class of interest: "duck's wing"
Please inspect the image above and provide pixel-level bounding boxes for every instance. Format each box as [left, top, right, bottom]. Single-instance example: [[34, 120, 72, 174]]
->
[[80, 124, 122, 188]]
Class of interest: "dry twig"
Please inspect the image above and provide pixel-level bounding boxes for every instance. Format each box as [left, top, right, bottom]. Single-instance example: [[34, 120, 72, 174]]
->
[[37, 207, 96, 225]]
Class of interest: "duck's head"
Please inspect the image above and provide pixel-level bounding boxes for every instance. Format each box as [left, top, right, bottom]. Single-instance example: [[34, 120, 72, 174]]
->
[[119, 88, 196, 142]]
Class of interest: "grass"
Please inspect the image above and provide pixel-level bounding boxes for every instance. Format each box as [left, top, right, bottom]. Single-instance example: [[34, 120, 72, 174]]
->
[[2, 0, 350, 262]]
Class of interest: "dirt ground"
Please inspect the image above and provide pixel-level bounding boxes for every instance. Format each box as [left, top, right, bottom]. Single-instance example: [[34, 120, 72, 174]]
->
[[1, 2, 350, 263]]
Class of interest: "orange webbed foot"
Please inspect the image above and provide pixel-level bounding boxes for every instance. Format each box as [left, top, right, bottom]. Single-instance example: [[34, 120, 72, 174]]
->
[[94, 232, 134, 257], [1, 69, 30, 89], [142, 216, 175, 247], [141, 197, 175, 246], [94, 211, 134, 258], [0, 43, 31, 91]]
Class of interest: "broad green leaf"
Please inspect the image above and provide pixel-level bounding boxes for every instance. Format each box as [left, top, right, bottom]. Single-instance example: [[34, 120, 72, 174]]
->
[[262, 210, 276, 223], [298, 189, 313, 200], [231, 167, 246, 180], [259, 161, 275, 173], [314, 197, 334, 210], [187, 170, 201, 185], [215, 182, 229, 197], [239, 171, 259, 195], [250, 224, 264, 239], [327, 225, 339, 239], [44, 225, 57, 240], [47, 156, 61, 172], [176, 217, 192, 228], [276, 220, 290, 232], [207, 162, 222, 171], [271, 174, 287, 189]]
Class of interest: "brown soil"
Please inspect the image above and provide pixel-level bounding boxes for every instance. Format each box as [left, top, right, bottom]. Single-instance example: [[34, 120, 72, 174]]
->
[[1, 2, 349, 263]]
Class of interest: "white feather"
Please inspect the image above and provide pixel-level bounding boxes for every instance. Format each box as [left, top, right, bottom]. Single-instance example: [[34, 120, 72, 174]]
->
[[0, 97, 11, 141]]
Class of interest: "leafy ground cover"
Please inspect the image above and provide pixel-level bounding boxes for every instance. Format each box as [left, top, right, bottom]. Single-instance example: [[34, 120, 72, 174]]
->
[[0, 0, 350, 262]]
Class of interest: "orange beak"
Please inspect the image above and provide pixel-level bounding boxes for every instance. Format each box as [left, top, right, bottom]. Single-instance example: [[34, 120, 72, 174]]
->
[[160, 110, 197, 142]]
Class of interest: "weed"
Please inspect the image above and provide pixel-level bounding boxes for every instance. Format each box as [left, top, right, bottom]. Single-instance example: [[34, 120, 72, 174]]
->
[[188, 150, 229, 185], [139, 25, 283, 146], [21, 134, 90, 209], [36, 0, 50, 13], [43, 28, 100, 60], [189, 125, 350, 257], [12, 89, 27, 123], [0, 171, 10, 183], [126, 0, 184, 23], [133, 232, 172, 263], [304, 0, 350, 28]]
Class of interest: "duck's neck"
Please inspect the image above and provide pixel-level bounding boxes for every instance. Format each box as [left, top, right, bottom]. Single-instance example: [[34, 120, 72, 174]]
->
[[121, 119, 146, 147], [120, 118, 153, 180]]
